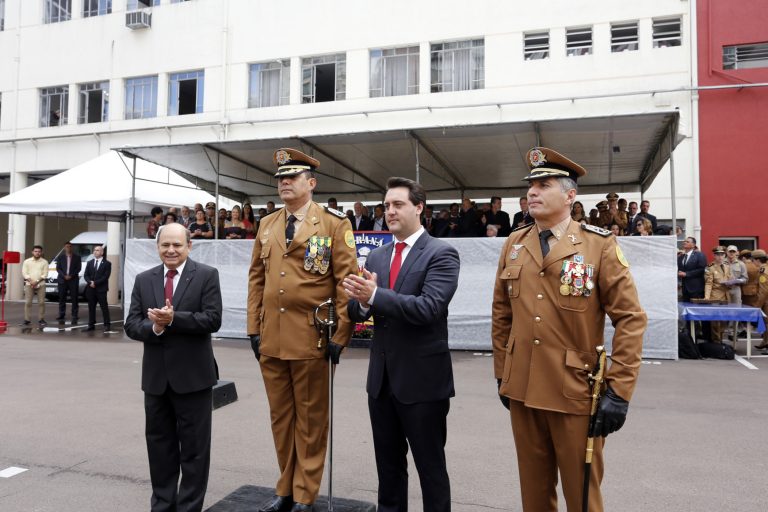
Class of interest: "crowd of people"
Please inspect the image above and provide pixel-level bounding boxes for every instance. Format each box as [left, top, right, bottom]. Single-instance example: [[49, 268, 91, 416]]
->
[[145, 201, 280, 240]]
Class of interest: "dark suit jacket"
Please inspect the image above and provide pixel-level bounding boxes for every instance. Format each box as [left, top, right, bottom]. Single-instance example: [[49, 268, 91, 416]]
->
[[125, 259, 222, 395], [55, 252, 82, 282], [370, 217, 388, 231], [512, 211, 532, 229], [348, 231, 460, 404], [353, 215, 374, 231], [487, 210, 512, 237], [678, 250, 707, 295], [83, 259, 111, 293]]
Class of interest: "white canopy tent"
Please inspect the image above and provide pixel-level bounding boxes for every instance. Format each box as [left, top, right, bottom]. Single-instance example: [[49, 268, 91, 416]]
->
[[0, 151, 236, 221]]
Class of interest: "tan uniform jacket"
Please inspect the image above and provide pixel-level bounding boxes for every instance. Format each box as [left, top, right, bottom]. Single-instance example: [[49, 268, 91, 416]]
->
[[742, 260, 760, 298], [757, 264, 768, 305], [704, 262, 732, 301], [247, 202, 357, 359], [492, 220, 647, 415]]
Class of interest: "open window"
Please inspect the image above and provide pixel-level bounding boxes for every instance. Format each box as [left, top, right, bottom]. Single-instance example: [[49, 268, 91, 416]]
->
[[611, 21, 639, 53], [301, 54, 346, 103], [169, 71, 204, 115], [40, 86, 69, 127], [524, 32, 549, 60], [79, 82, 109, 124]]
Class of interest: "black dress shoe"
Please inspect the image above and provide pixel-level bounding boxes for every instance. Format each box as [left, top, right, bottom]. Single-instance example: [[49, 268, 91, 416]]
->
[[55, 316, 65, 321], [291, 503, 313, 512], [258, 495, 293, 512], [85, 326, 95, 332], [21, 320, 31, 326], [71, 319, 78, 325]]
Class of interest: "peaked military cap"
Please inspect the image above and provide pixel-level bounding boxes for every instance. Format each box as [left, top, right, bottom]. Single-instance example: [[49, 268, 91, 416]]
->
[[712, 246, 726, 254], [522, 147, 587, 182], [273, 148, 320, 178], [606, 192, 619, 200]]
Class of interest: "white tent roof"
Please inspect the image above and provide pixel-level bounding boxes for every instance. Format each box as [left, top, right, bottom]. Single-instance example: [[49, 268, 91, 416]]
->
[[0, 151, 235, 221]]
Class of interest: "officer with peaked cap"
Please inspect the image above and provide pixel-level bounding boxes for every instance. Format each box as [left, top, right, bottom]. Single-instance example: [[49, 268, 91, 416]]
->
[[491, 147, 647, 511], [704, 246, 732, 342], [248, 148, 358, 512], [751, 250, 768, 351]]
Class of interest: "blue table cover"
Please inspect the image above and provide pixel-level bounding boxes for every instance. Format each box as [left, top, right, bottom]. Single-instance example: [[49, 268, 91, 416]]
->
[[678, 302, 766, 334]]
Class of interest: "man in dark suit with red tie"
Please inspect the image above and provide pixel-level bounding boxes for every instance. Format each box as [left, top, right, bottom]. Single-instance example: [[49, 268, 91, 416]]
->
[[678, 236, 708, 301], [83, 245, 111, 332], [344, 177, 460, 512], [125, 223, 223, 512]]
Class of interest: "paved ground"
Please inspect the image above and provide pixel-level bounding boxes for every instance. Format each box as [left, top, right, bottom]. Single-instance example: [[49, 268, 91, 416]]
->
[[0, 302, 766, 511]]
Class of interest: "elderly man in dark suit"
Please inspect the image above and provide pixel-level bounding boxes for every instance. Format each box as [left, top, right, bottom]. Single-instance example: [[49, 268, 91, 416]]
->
[[55, 242, 82, 324], [83, 245, 111, 332], [344, 177, 460, 512], [125, 223, 222, 512]]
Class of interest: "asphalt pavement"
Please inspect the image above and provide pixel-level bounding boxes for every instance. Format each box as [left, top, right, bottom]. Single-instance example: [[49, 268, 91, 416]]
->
[[0, 301, 766, 511]]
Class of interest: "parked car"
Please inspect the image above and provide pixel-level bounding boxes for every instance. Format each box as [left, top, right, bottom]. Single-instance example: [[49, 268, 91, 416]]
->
[[45, 232, 108, 299]]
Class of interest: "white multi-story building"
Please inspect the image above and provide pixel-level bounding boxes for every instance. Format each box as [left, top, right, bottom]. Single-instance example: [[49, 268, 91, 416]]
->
[[0, 0, 698, 290]]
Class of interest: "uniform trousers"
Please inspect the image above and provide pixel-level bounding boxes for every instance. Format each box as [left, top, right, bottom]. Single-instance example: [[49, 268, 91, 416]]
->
[[260, 355, 330, 505], [24, 284, 46, 321], [509, 400, 605, 512], [144, 386, 212, 512]]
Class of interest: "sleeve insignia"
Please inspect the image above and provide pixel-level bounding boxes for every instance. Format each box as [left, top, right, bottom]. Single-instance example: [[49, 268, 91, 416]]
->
[[344, 230, 356, 249], [616, 245, 630, 268]]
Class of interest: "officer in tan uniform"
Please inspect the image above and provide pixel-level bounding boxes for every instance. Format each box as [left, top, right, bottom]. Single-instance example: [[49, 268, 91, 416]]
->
[[605, 192, 628, 234], [248, 148, 358, 512], [492, 147, 647, 512], [704, 246, 732, 343], [740, 250, 760, 308], [751, 249, 768, 351]]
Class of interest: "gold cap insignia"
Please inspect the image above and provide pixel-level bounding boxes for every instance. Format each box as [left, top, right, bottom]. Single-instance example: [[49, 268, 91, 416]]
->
[[529, 148, 547, 168], [275, 150, 291, 165]]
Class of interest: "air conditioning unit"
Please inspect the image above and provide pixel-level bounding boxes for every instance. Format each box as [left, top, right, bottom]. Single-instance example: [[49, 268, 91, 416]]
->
[[126, 10, 152, 30]]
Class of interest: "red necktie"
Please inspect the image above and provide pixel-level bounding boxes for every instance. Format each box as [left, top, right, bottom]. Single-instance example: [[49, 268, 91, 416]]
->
[[165, 269, 177, 303], [389, 242, 407, 289]]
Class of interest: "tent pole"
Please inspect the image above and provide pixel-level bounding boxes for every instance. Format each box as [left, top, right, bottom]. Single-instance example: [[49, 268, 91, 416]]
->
[[130, 156, 137, 239], [668, 128, 677, 235], [214, 152, 221, 240], [413, 139, 420, 184]]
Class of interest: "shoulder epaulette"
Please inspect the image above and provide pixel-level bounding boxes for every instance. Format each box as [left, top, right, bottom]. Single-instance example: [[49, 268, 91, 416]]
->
[[324, 206, 347, 219], [581, 224, 611, 237], [512, 222, 534, 233]]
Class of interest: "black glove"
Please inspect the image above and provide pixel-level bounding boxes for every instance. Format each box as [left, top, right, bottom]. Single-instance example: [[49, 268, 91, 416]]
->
[[497, 379, 510, 410], [326, 342, 343, 365], [593, 386, 629, 438], [249, 335, 261, 361]]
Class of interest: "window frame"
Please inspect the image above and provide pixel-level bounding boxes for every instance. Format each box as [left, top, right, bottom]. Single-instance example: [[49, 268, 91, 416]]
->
[[124, 75, 158, 120], [430, 38, 484, 93], [40, 86, 69, 128], [369, 46, 420, 98], [566, 26, 593, 57], [249, 60, 290, 108], [83, 0, 111, 17], [611, 21, 639, 53], [44, 0, 72, 24], [78, 81, 110, 124], [652, 17, 682, 48], [723, 42, 768, 70], [523, 31, 550, 60], [168, 70, 204, 116], [301, 53, 347, 104]]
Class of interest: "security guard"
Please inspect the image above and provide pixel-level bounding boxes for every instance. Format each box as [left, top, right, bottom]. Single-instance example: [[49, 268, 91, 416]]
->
[[751, 249, 768, 351], [704, 246, 731, 343], [248, 148, 358, 512], [492, 147, 647, 512]]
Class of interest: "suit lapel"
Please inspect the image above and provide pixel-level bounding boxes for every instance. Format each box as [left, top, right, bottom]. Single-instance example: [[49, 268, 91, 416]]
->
[[393, 232, 429, 291], [521, 227, 543, 268], [173, 260, 196, 308], [380, 243, 394, 288], [152, 264, 165, 308], [543, 221, 581, 269]]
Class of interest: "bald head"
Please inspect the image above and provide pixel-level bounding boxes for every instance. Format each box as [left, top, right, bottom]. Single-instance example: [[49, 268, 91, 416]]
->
[[156, 222, 191, 245]]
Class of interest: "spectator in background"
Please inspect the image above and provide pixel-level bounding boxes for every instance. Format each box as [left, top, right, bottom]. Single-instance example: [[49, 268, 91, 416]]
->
[[167, 207, 178, 217], [678, 237, 707, 302], [422, 205, 435, 236], [606, 192, 628, 233], [205, 203, 216, 226], [511, 197, 531, 229], [189, 209, 213, 239], [445, 203, 460, 237], [258, 208, 268, 220], [626, 201, 640, 235], [486, 224, 499, 237], [458, 197, 480, 237], [194, 203, 203, 213], [328, 197, 339, 211], [22, 245, 49, 327], [266, 201, 276, 215], [224, 205, 247, 239], [351, 201, 373, 230], [638, 200, 658, 232], [371, 204, 388, 231], [433, 208, 451, 238], [588, 208, 599, 226], [705, 246, 732, 342], [217, 208, 228, 239], [84, 245, 111, 332], [633, 218, 653, 236], [610, 224, 621, 236], [571, 201, 587, 223], [147, 206, 163, 239], [486, 196, 511, 237], [178, 206, 193, 228], [242, 203, 257, 239], [163, 212, 178, 225], [594, 200, 611, 228], [55, 242, 82, 325]]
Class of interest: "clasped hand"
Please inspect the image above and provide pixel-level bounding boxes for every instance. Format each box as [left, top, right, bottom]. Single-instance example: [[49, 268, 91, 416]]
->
[[343, 269, 378, 306], [148, 299, 174, 330]]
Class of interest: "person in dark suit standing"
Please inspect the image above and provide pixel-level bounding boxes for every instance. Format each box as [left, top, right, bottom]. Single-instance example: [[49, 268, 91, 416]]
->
[[125, 223, 222, 512], [351, 201, 374, 230], [55, 242, 82, 324], [678, 236, 707, 301], [637, 200, 658, 233], [485, 196, 512, 237], [344, 177, 460, 512], [511, 196, 532, 229], [83, 245, 111, 332]]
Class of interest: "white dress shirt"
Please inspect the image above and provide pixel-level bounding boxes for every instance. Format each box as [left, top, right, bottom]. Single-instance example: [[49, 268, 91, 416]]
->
[[362, 226, 425, 310]]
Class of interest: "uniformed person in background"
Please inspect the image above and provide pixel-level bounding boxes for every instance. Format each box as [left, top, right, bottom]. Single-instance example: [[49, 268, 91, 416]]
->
[[605, 192, 628, 234], [704, 246, 732, 343], [492, 147, 647, 511], [248, 148, 358, 512], [740, 250, 760, 308], [594, 200, 610, 228], [751, 249, 768, 352]]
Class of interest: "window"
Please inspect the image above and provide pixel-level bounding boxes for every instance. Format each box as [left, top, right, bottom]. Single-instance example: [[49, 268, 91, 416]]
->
[[723, 42, 768, 70], [127, 0, 160, 9], [169, 71, 204, 115], [653, 17, 682, 48], [124, 76, 158, 119], [78, 81, 109, 123], [40, 86, 69, 127], [44, 0, 71, 23], [83, 0, 111, 17], [611, 21, 639, 52], [430, 39, 484, 93], [301, 54, 346, 103], [566, 27, 592, 56], [170, 0, 190, 3], [249, 60, 290, 108], [524, 32, 549, 60], [370, 46, 419, 97], [0, 0, 5, 31]]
